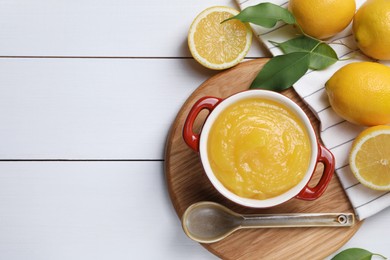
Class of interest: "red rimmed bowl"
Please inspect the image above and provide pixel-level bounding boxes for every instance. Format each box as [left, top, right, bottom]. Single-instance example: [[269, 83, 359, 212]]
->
[[183, 89, 335, 208]]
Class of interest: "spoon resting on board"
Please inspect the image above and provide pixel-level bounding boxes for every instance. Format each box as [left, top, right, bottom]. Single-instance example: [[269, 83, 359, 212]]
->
[[181, 201, 355, 244]]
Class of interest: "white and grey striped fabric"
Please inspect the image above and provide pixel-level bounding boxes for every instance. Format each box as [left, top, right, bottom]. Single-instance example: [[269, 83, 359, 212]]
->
[[236, 0, 390, 220]]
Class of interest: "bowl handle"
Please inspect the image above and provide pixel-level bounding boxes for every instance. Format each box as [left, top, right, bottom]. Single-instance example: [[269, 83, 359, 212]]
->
[[296, 143, 335, 200], [182, 96, 221, 152]]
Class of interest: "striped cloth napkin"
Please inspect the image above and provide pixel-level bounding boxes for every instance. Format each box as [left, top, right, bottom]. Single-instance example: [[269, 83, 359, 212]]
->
[[235, 0, 390, 220]]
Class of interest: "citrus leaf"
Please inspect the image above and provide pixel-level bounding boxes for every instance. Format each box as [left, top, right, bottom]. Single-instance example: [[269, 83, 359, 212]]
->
[[310, 42, 339, 69], [223, 3, 295, 28], [250, 52, 310, 91], [270, 36, 319, 54], [270, 35, 338, 70], [331, 248, 387, 260]]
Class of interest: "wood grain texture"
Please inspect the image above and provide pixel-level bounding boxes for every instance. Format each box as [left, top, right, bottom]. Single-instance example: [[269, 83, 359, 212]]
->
[[0, 0, 265, 58], [165, 59, 362, 260], [0, 161, 214, 260], [0, 58, 215, 159]]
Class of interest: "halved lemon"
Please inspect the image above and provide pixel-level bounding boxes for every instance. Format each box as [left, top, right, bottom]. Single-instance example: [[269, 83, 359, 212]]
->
[[349, 125, 390, 190], [188, 6, 252, 70]]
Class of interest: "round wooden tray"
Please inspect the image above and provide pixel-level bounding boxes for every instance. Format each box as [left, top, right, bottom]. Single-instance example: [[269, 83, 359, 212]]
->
[[165, 59, 362, 259]]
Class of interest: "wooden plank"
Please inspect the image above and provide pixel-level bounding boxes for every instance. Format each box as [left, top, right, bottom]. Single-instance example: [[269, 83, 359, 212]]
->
[[0, 161, 216, 260], [0, 0, 266, 58], [0, 58, 218, 159], [0, 161, 388, 259]]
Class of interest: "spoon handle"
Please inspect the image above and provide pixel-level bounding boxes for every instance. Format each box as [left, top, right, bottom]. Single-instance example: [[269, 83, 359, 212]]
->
[[241, 213, 354, 228]]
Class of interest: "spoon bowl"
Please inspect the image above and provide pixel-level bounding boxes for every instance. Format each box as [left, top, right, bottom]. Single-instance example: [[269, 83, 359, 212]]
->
[[182, 201, 243, 243]]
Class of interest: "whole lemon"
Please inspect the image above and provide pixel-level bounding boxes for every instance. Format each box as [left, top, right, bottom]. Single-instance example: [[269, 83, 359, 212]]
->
[[289, 0, 356, 39], [325, 62, 390, 126], [353, 0, 390, 60]]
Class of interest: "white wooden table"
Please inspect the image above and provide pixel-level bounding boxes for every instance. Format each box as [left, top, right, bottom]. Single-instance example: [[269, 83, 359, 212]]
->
[[0, 0, 389, 259]]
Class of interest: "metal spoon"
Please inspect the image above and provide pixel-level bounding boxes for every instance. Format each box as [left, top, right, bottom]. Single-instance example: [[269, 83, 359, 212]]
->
[[181, 201, 355, 243]]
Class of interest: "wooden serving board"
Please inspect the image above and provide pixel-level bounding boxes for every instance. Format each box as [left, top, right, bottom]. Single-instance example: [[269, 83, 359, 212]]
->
[[165, 59, 362, 260]]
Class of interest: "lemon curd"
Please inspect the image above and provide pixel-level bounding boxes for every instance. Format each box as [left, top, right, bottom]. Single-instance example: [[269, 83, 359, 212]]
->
[[207, 98, 312, 200]]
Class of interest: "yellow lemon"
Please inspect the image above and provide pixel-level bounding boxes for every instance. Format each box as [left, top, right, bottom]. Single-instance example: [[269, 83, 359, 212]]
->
[[288, 0, 356, 39], [188, 6, 252, 70], [325, 62, 390, 126], [349, 125, 390, 191], [353, 0, 390, 60]]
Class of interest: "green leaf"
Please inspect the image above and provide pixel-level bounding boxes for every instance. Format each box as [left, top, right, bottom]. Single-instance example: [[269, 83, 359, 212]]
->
[[250, 52, 310, 91], [331, 248, 387, 260], [270, 35, 338, 70], [223, 3, 295, 28], [309, 42, 338, 69]]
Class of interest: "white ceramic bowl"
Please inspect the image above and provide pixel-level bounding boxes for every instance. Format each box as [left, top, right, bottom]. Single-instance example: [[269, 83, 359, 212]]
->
[[183, 90, 335, 208]]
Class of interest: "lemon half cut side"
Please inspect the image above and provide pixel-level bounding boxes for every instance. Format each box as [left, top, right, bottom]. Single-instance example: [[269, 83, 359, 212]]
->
[[349, 125, 390, 191], [188, 6, 252, 70]]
